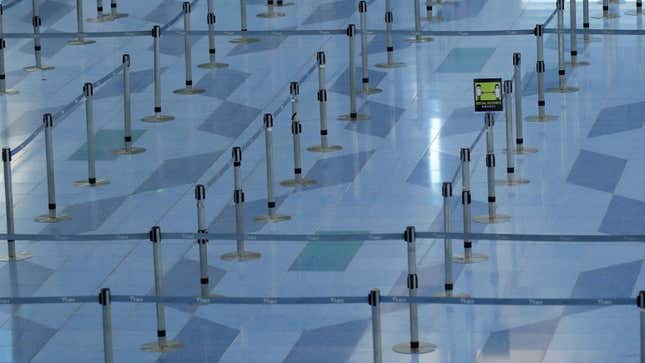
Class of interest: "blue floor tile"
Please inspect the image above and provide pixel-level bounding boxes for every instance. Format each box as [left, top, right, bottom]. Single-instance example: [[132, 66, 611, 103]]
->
[[343, 101, 405, 138], [40, 196, 128, 234], [68, 129, 146, 161], [283, 319, 369, 363], [567, 150, 626, 193], [329, 67, 387, 96], [437, 48, 496, 73], [158, 317, 239, 363], [289, 231, 366, 272], [194, 69, 250, 100], [588, 102, 645, 138], [599, 195, 645, 234], [0, 317, 57, 363], [302, 150, 375, 190], [198, 101, 261, 138], [406, 150, 461, 188], [136, 152, 224, 193]]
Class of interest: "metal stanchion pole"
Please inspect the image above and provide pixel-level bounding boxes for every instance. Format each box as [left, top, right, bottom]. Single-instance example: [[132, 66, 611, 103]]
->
[[498, 80, 529, 186], [231, 0, 259, 43], [369, 289, 383, 363], [512, 53, 537, 154], [0, 38, 18, 95], [526, 25, 558, 122], [627, 0, 643, 15], [110, 0, 127, 19], [174, 2, 205, 95], [308, 52, 342, 153], [548, 0, 578, 93], [142, 26, 175, 123], [36, 114, 71, 223], [376, 0, 405, 68], [393, 226, 436, 354], [0, 148, 31, 261], [99, 288, 114, 363], [88, 0, 114, 22], [141, 227, 183, 353], [255, 114, 291, 222], [639, 291, 645, 363], [222, 147, 261, 261], [276, 0, 294, 6], [454, 149, 487, 264], [24, 14, 54, 72], [339, 25, 369, 121], [358, 1, 382, 94], [438, 182, 469, 296], [408, 0, 432, 42], [76, 83, 110, 187], [568, 0, 591, 66], [195, 185, 211, 298], [114, 54, 145, 155], [258, 0, 285, 18], [282, 82, 316, 187], [198, 1, 228, 69], [593, 0, 620, 18], [68, 0, 96, 45], [425, 0, 443, 21], [475, 113, 511, 224]]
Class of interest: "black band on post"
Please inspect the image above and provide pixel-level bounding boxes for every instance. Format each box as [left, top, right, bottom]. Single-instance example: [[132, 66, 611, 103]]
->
[[267, 201, 276, 208], [488, 196, 496, 203]]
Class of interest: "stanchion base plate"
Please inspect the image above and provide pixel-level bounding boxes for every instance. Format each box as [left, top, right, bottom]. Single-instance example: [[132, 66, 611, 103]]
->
[[66, 38, 96, 46], [198, 62, 229, 69], [436, 0, 461, 4], [590, 13, 620, 19], [357, 87, 382, 95], [0, 252, 32, 261], [87, 15, 115, 23], [276, 1, 295, 6], [113, 146, 146, 155], [110, 13, 128, 19], [142, 114, 175, 123], [280, 178, 317, 187], [406, 36, 433, 43], [24, 65, 55, 72], [425, 15, 444, 22], [504, 146, 539, 154], [34, 214, 72, 223], [337, 113, 369, 121], [375, 62, 405, 69], [173, 87, 206, 95], [0, 89, 19, 95], [496, 177, 530, 186], [75, 179, 110, 187], [454, 253, 488, 264], [565, 60, 591, 67], [526, 114, 559, 122], [229, 37, 260, 44], [625, 10, 643, 16], [307, 145, 343, 153], [546, 86, 579, 93], [254, 214, 291, 222], [392, 342, 437, 354], [140, 340, 183, 353], [221, 250, 262, 261], [577, 35, 602, 43], [257, 12, 286, 18], [474, 214, 511, 224]]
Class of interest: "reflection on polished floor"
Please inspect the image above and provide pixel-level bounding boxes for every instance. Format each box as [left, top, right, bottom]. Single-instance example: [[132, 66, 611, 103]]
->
[[0, 0, 643, 362]]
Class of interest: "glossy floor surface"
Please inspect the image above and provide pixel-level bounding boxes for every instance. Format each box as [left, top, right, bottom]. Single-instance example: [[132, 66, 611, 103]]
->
[[0, 0, 644, 362]]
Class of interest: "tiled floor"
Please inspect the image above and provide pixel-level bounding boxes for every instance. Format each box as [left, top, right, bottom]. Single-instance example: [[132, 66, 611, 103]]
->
[[0, 0, 643, 362]]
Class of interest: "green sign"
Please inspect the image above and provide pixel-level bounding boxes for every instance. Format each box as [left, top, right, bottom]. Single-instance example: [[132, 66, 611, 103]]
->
[[473, 78, 503, 112]]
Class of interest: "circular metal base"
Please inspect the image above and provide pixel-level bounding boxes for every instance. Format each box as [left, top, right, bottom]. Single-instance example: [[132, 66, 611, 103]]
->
[[173, 87, 206, 95], [565, 60, 591, 67], [110, 13, 128, 19], [140, 340, 183, 353], [280, 178, 316, 187], [375, 62, 405, 69], [307, 144, 342, 153], [625, 10, 643, 16], [436, 0, 460, 4], [591, 13, 620, 19], [496, 177, 530, 186], [198, 62, 229, 69], [75, 178, 110, 187], [220, 250, 262, 261], [406, 36, 433, 43], [257, 12, 285, 18], [392, 342, 437, 354], [24, 65, 54, 72], [0, 252, 32, 261], [276, 1, 295, 5], [504, 146, 539, 154], [0, 89, 19, 95], [546, 86, 579, 93], [454, 253, 489, 264], [113, 146, 146, 155], [425, 15, 444, 22], [474, 214, 511, 224], [357, 87, 382, 95], [66, 38, 96, 46], [34, 214, 72, 223], [87, 15, 115, 23], [337, 113, 369, 121], [142, 114, 175, 123], [578, 35, 602, 43], [526, 114, 559, 122], [229, 37, 260, 44], [254, 214, 291, 222]]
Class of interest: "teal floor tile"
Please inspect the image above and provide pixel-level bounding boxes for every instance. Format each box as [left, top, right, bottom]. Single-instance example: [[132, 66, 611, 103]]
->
[[289, 231, 367, 272], [68, 129, 146, 161], [437, 48, 496, 73]]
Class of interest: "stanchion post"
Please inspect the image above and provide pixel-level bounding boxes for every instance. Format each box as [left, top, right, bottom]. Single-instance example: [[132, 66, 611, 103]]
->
[[358, 1, 382, 95], [593, 0, 620, 19], [174, 2, 205, 95], [76, 83, 110, 187], [99, 288, 114, 363], [547, 0, 578, 93], [369, 289, 383, 363], [141, 227, 183, 353], [0, 148, 31, 261], [338, 24, 369, 121], [281, 82, 316, 187], [36, 114, 71, 223], [527, 25, 558, 122], [257, 0, 285, 18], [512, 53, 537, 154], [198, 0, 228, 69], [442, 182, 454, 295], [231, 0, 259, 43], [110, 0, 127, 19], [88, 0, 114, 22], [255, 114, 291, 222], [638, 291, 645, 363], [142, 26, 175, 123], [114, 54, 145, 155], [454, 149, 487, 264], [222, 147, 262, 261], [425, 0, 443, 21], [24, 14, 54, 72], [308, 52, 342, 153], [627, 0, 643, 15], [408, 0, 433, 42], [195, 185, 211, 297], [568, 0, 590, 66], [68, 0, 96, 45], [0, 38, 18, 95], [498, 80, 529, 186], [376, 0, 405, 68], [393, 226, 436, 354]]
